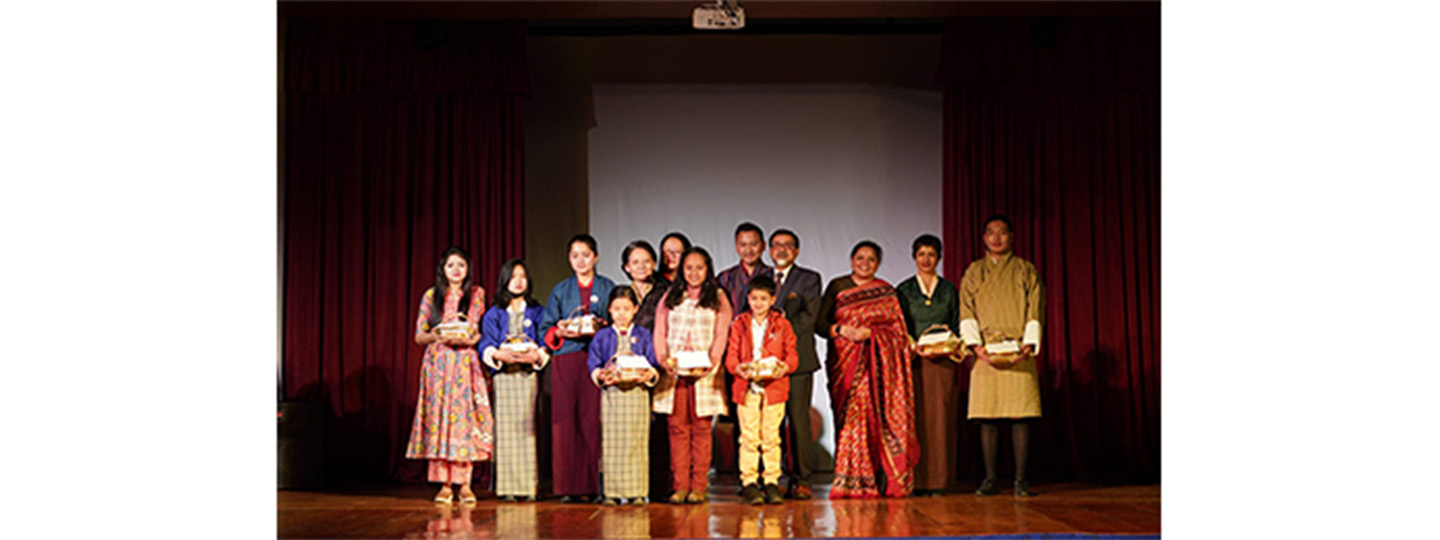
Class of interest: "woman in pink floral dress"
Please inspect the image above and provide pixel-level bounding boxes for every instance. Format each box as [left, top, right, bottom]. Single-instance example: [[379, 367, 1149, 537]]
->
[[406, 246, 494, 504]]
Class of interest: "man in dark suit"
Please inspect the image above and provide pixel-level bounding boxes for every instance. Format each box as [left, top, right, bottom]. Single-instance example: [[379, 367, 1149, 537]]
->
[[767, 228, 822, 499]]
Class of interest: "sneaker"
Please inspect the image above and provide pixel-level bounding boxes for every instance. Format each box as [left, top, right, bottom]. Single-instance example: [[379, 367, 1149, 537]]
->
[[668, 491, 689, 504], [763, 484, 784, 505], [975, 478, 1000, 496], [741, 484, 764, 505]]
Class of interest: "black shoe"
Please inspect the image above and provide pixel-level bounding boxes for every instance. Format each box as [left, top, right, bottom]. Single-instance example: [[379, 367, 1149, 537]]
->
[[975, 478, 1000, 496], [786, 484, 813, 500], [1014, 479, 1036, 498], [741, 484, 764, 505], [763, 484, 784, 505], [500, 495, 518, 502]]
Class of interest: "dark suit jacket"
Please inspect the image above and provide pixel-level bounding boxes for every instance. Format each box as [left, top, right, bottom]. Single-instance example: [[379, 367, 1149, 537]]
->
[[774, 264, 822, 374]]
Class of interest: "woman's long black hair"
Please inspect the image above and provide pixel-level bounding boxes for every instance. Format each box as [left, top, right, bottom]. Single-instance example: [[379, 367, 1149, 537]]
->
[[428, 246, 475, 328], [494, 258, 540, 309], [663, 246, 723, 311]]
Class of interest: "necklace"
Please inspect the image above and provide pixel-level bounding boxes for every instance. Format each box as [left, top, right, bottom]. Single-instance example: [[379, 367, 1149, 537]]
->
[[918, 273, 937, 306]]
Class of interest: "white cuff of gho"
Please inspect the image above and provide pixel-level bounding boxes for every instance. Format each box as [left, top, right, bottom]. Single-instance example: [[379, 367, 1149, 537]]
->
[[1023, 320, 1042, 356], [960, 319, 981, 347], [482, 347, 500, 370]]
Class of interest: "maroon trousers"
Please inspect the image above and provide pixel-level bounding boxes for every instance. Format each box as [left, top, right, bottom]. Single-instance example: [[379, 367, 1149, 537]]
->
[[550, 350, 601, 496], [667, 378, 714, 493]]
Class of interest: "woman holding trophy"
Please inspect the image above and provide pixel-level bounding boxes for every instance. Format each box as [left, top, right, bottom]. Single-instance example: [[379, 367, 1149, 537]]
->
[[539, 234, 616, 502], [651, 247, 732, 504], [896, 234, 963, 496], [405, 246, 494, 504], [478, 259, 549, 502]]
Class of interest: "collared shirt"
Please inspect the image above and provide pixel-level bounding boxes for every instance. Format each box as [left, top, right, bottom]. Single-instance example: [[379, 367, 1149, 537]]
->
[[615, 324, 633, 355], [748, 315, 769, 394], [774, 265, 791, 289]]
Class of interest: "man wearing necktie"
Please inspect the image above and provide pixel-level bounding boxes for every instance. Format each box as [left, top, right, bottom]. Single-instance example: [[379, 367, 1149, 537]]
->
[[766, 228, 823, 499]]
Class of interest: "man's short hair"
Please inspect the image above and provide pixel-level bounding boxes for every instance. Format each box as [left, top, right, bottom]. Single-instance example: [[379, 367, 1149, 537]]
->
[[735, 221, 764, 241], [769, 228, 800, 249], [983, 214, 1013, 233]]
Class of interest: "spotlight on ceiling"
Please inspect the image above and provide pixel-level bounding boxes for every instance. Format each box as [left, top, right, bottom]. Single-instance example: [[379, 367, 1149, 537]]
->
[[693, 0, 745, 30]]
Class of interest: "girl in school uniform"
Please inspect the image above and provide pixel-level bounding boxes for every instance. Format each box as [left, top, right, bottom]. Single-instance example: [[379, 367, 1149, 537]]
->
[[587, 287, 662, 505], [478, 259, 549, 502]]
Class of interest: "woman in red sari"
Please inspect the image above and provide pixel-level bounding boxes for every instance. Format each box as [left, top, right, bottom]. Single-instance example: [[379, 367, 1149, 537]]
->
[[817, 240, 919, 498]]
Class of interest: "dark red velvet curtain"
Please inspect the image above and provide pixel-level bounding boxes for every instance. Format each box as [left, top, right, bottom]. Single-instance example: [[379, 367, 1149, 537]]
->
[[281, 19, 528, 484], [940, 16, 1160, 482]]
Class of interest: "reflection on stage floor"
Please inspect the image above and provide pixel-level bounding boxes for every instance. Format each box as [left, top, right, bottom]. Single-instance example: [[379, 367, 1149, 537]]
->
[[279, 482, 1160, 538]]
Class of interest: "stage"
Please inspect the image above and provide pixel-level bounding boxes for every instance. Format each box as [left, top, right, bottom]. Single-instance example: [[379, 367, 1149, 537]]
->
[[278, 480, 1159, 538]]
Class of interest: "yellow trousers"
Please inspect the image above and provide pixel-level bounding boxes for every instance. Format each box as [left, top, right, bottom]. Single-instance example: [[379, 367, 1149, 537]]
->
[[737, 392, 787, 486]]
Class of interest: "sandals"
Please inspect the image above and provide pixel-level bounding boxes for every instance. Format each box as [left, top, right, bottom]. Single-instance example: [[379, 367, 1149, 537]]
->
[[458, 487, 478, 504], [434, 487, 477, 504]]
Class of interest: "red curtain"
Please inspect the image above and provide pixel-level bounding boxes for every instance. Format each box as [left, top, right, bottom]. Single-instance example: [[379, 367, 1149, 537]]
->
[[281, 19, 528, 484], [940, 16, 1160, 482]]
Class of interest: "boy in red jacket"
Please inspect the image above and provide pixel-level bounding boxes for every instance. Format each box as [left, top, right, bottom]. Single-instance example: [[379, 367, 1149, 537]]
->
[[726, 276, 799, 505]]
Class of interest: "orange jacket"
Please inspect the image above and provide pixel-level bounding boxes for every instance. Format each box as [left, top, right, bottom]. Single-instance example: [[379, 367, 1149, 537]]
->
[[725, 310, 799, 405]]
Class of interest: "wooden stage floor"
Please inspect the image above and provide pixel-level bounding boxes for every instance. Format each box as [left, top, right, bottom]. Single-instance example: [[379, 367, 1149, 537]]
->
[[279, 482, 1160, 538]]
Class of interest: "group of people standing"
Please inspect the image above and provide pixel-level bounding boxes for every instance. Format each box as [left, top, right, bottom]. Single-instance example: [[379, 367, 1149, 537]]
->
[[402, 215, 1046, 505]]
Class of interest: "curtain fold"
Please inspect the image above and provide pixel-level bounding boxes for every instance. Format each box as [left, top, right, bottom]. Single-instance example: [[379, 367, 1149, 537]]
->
[[940, 16, 1159, 482], [282, 19, 528, 484]]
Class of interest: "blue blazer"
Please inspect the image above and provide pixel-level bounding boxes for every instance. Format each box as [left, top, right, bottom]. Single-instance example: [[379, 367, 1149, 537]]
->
[[540, 274, 617, 356], [477, 302, 547, 372], [586, 325, 660, 374]]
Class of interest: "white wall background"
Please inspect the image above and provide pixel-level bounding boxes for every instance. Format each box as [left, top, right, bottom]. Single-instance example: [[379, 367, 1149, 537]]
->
[[588, 84, 942, 459]]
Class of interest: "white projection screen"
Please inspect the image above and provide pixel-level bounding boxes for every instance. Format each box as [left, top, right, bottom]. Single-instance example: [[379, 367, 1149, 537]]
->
[[589, 84, 942, 460]]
